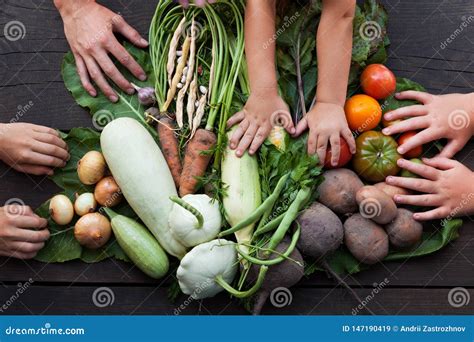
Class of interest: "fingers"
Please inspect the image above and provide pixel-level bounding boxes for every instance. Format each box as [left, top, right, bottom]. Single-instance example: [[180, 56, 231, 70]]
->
[[74, 53, 96, 97], [236, 125, 257, 157], [32, 142, 69, 161], [10, 227, 50, 243], [384, 105, 428, 121], [22, 151, 66, 168], [394, 194, 440, 207], [382, 117, 429, 135], [34, 132, 68, 152], [329, 135, 340, 166], [413, 207, 448, 221], [15, 164, 54, 176], [108, 42, 146, 81], [94, 51, 135, 94], [294, 118, 308, 137], [421, 157, 457, 170], [397, 129, 436, 155], [8, 241, 45, 255], [386, 175, 434, 193], [395, 91, 433, 104], [249, 127, 268, 155], [229, 118, 249, 150], [438, 140, 464, 158], [84, 56, 118, 102], [113, 16, 149, 48], [227, 111, 245, 128], [342, 128, 356, 154], [315, 135, 329, 165], [397, 158, 438, 180], [14, 215, 48, 230], [7, 251, 37, 260], [32, 126, 60, 136]]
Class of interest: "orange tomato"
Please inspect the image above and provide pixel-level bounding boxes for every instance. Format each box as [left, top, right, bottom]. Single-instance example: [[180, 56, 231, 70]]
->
[[397, 131, 422, 158], [344, 94, 382, 133]]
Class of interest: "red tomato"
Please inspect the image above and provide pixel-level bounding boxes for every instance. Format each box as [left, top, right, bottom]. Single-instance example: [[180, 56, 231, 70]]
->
[[324, 137, 352, 169], [397, 131, 423, 159], [361, 64, 397, 100]]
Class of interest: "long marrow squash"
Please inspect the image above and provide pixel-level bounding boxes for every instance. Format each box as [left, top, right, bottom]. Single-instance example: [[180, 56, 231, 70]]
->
[[101, 118, 187, 258], [104, 208, 169, 279]]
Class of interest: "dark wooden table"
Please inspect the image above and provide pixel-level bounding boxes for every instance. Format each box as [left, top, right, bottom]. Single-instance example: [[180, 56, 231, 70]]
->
[[0, 0, 473, 315]]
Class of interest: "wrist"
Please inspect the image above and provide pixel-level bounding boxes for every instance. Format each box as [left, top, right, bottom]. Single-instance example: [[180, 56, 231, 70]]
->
[[250, 85, 279, 98], [54, 0, 95, 17]]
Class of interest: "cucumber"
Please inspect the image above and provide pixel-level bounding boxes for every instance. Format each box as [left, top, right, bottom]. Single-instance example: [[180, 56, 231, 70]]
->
[[101, 117, 186, 259], [104, 208, 169, 279]]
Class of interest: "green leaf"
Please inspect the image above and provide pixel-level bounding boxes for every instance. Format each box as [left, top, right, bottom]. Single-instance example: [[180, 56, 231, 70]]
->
[[61, 42, 157, 138], [381, 77, 426, 114], [34, 128, 135, 264]]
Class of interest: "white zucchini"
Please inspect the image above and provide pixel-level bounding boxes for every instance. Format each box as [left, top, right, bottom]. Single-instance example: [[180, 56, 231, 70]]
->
[[100, 118, 187, 258]]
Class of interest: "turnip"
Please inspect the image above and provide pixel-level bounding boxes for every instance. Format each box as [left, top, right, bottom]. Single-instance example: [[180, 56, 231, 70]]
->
[[177, 239, 238, 299], [168, 194, 222, 248]]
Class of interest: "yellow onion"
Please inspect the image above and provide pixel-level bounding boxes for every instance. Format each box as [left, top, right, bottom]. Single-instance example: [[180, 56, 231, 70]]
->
[[74, 213, 111, 249], [94, 176, 123, 207], [74, 193, 97, 216], [77, 151, 106, 185], [49, 194, 74, 225]]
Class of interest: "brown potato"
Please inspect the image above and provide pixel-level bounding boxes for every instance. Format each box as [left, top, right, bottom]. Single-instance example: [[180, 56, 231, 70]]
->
[[356, 185, 397, 224], [385, 209, 423, 249], [344, 214, 389, 264], [296, 202, 343, 259], [318, 169, 364, 215], [374, 182, 410, 198]]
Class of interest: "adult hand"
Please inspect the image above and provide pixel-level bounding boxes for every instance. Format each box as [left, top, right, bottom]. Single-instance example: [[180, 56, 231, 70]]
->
[[55, 0, 148, 102], [0, 123, 69, 176], [0, 205, 50, 259]]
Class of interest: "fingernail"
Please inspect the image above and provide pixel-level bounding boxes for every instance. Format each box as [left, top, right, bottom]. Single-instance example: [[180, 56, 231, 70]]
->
[[127, 88, 135, 95], [397, 147, 405, 154], [290, 128, 296, 134], [139, 74, 147, 81], [385, 113, 392, 120], [89, 90, 97, 97], [397, 158, 405, 166], [394, 195, 401, 202], [386, 176, 393, 183], [382, 128, 390, 135], [230, 143, 235, 149], [237, 150, 242, 156], [395, 92, 401, 97], [140, 38, 149, 46], [109, 95, 118, 102], [413, 213, 420, 220], [48, 171, 54, 176], [249, 149, 255, 155]]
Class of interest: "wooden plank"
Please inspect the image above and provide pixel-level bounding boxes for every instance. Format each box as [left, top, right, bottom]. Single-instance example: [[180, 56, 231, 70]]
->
[[0, 285, 471, 315]]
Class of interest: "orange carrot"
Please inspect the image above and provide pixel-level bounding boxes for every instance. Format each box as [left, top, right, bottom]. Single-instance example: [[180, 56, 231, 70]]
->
[[156, 114, 182, 188], [179, 128, 216, 196]]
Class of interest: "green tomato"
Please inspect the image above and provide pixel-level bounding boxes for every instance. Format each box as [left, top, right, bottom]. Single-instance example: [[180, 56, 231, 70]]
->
[[400, 158, 423, 178], [353, 130, 401, 183]]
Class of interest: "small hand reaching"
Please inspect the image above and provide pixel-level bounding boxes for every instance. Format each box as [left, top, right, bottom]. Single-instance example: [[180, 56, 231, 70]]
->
[[294, 102, 356, 166], [382, 91, 474, 158], [227, 93, 295, 157], [386, 157, 474, 221]]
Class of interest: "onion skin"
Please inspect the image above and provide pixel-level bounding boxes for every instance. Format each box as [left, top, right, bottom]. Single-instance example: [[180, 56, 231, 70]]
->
[[77, 151, 106, 185], [49, 194, 74, 225], [74, 213, 112, 249], [74, 193, 97, 216], [94, 176, 123, 207]]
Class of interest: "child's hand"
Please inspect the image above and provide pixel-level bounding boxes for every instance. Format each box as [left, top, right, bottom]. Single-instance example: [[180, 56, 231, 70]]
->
[[55, 0, 148, 101], [0, 205, 50, 259], [382, 92, 474, 158], [0, 123, 69, 175], [175, 0, 216, 8], [294, 102, 356, 165], [386, 157, 474, 221], [227, 93, 295, 157]]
